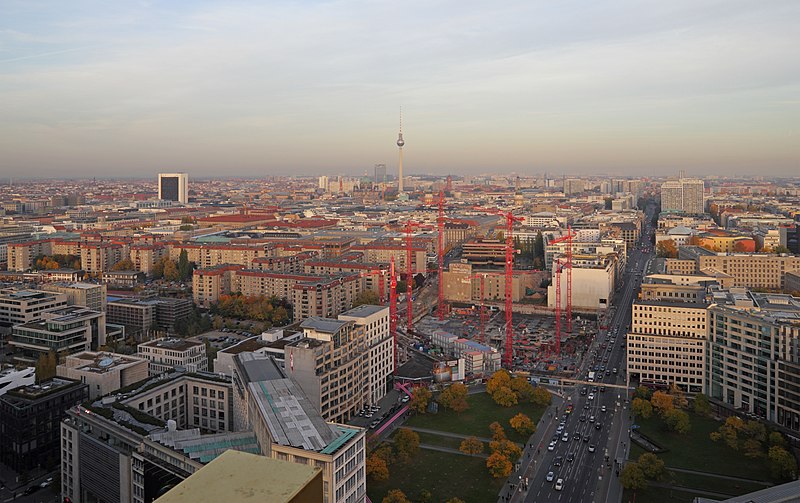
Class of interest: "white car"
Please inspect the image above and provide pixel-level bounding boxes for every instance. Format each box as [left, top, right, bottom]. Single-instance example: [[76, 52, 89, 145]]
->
[[601, 405, 607, 413], [554, 478, 564, 491], [588, 393, 595, 401], [548, 441, 556, 451], [561, 433, 569, 442], [546, 471, 555, 482]]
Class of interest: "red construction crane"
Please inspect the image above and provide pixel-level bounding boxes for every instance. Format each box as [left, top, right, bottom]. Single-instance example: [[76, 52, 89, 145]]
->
[[436, 190, 446, 320], [475, 208, 523, 369], [404, 219, 421, 331], [550, 228, 577, 355], [389, 257, 398, 374]]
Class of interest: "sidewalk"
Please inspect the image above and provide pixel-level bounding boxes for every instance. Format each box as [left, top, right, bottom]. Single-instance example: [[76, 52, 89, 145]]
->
[[665, 467, 773, 486], [498, 396, 565, 502], [404, 426, 522, 446]]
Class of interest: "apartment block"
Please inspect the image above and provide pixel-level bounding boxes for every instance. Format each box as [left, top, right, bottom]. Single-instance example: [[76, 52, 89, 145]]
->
[[291, 275, 361, 322], [286, 318, 367, 423], [338, 305, 393, 406], [350, 240, 428, 275], [192, 264, 243, 307], [81, 242, 125, 275], [129, 244, 169, 276], [697, 253, 800, 290], [168, 243, 275, 269], [138, 338, 208, 375], [57, 351, 149, 399]]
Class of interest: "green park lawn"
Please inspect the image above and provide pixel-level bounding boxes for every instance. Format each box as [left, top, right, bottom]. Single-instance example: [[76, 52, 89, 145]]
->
[[634, 412, 772, 481], [406, 391, 546, 444], [366, 447, 503, 503]]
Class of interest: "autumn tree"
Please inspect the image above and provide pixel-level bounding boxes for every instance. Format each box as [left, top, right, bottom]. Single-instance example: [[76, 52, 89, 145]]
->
[[743, 438, 764, 459], [410, 387, 432, 414], [509, 376, 534, 401], [668, 384, 689, 409], [711, 416, 745, 450], [650, 391, 674, 417], [393, 428, 420, 461], [382, 489, 411, 503], [111, 258, 135, 271], [769, 431, 788, 448], [353, 290, 380, 307], [768, 446, 798, 481], [531, 386, 552, 407], [459, 436, 484, 456], [489, 437, 521, 464], [366, 453, 389, 481], [632, 398, 653, 420], [486, 369, 512, 396], [619, 463, 648, 490], [177, 249, 193, 280], [489, 422, 506, 442], [486, 451, 513, 478], [637, 453, 666, 481], [634, 386, 652, 400], [492, 386, 518, 407], [509, 413, 535, 436], [656, 239, 678, 258], [439, 382, 469, 413], [692, 393, 711, 417], [663, 409, 691, 434]]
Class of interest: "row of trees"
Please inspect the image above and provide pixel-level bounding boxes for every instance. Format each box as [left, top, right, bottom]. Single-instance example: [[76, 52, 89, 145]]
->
[[486, 369, 552, 408], [631, 386, 691, 434], [709, 416, 797, 480], [152, 251, 194, 281], [209, 293, 290, 325], [620, 452, 667, 490], [380, 490, 464, 503], [32, 254, 81, 270], [408, 382, 472, 415], [486, 422, 523, 478]]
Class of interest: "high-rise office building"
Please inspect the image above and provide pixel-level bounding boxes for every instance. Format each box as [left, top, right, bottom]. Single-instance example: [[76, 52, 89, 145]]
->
[[158, 173, 189, 204], [318, 175, 329, 191], [374, 163, 387, 184], [681, 178, 705, 214], [661, 178, 705, 214]]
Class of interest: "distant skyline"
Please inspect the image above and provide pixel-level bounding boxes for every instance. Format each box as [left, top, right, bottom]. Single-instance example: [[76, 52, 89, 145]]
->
[[1, 1, 798, 178]]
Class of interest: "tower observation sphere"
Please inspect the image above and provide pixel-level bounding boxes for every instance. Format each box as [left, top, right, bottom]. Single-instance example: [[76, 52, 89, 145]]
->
[[397, 133, 405, 147]]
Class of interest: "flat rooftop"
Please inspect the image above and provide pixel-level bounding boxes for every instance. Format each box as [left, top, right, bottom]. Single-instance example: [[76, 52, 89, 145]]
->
[[248, 378, 338, 451], [339, 304, 388, 318], [300, 317, 349, 334], [153, 450, 321, 503], [141, 338, 203, 351]]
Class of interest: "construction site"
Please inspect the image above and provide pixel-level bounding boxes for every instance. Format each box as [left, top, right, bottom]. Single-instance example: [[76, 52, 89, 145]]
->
[[384, 192, 600, 383]]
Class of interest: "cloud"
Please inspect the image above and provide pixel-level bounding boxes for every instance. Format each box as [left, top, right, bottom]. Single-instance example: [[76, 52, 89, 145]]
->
[[0, 0, 798, 177]]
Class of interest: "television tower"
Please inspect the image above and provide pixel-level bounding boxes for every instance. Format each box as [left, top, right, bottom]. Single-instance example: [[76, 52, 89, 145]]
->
[[396, 108, 405, 193]]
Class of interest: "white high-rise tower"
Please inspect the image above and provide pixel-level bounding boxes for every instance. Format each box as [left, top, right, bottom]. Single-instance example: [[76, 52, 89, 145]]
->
[[396, 109, 405, 194]]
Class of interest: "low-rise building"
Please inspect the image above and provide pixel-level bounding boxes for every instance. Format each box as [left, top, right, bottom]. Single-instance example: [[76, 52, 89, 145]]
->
[[138, 338, 208, 375], [0, 288, 68, 327], [57, 351, 149, 400]]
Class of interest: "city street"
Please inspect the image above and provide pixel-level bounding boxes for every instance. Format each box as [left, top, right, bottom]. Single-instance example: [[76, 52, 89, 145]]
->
[[500, 205, 656, 503]]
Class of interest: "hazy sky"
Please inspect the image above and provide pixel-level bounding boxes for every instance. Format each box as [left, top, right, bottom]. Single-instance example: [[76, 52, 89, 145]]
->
[[1, 1, 798, 178]]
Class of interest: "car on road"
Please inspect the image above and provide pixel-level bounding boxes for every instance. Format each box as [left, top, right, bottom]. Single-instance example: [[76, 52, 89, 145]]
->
[[554, 456, 563, 466], [588, 393, 595, 401], [579, 415, 586, 422], [567, 453, 575, 463], [561, 433, 569, 442], [555, 478, 564, 491], [601, 405, 607, 413], [588, 444, 596, 453], [583, 434, 591, 442], [595, 422, 602, 430], [573, 432, 581, 441], [548, 441, 556, 451], [546, 471, 555, 482], [589, 415, 595, 423]]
